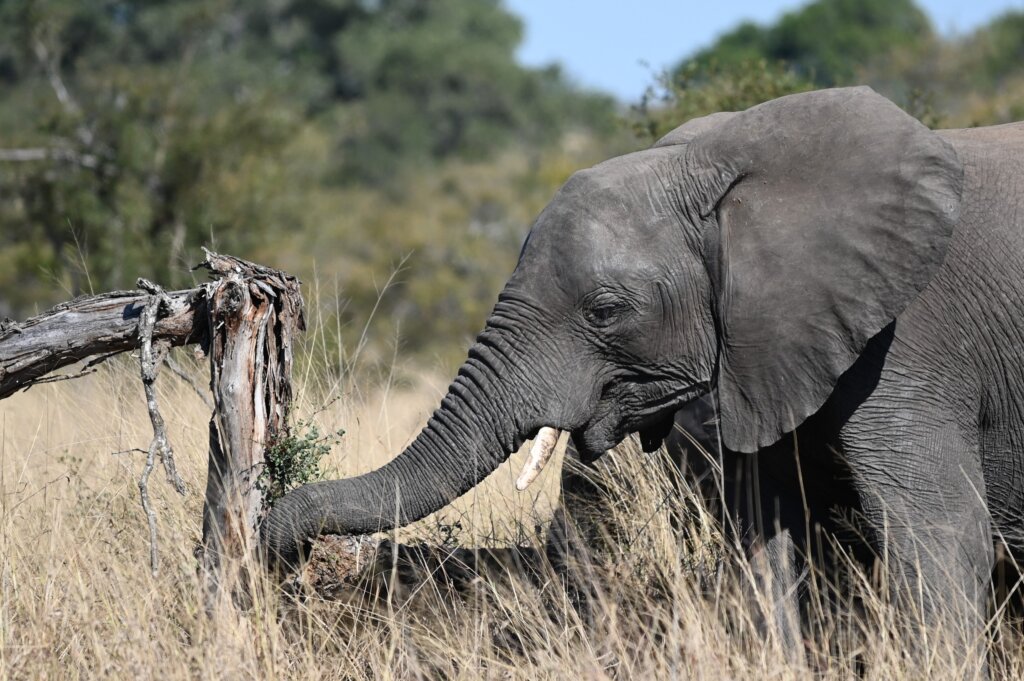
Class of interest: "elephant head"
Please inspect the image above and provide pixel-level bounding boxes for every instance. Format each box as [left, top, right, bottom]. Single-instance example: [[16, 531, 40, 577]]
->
[[262, 87, 962, 566]]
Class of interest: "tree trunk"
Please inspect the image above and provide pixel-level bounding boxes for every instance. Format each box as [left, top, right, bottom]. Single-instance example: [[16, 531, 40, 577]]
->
[[197, 252, 304, 595]]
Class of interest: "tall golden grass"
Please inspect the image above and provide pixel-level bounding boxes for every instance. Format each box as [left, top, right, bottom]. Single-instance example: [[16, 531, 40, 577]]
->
[[1, 350, 1022, 679]]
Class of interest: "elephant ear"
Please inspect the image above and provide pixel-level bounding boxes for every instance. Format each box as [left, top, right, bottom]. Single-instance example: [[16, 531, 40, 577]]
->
[[685, 87, 963, 453], [653, 111, 738, 148]]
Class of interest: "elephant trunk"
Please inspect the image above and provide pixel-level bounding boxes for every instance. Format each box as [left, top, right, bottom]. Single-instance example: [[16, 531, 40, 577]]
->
[[262, 333, 541, 568]]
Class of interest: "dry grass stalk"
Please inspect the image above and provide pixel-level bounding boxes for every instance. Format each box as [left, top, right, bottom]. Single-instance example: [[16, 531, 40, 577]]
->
[[3, 359, 1022, 679]]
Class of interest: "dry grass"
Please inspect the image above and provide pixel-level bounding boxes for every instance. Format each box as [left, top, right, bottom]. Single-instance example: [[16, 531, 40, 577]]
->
[[2, 354, 1023, 680]]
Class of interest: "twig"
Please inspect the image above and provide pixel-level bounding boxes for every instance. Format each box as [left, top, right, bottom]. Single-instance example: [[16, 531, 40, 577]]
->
[[137, 279, 188, 576], [83, 351, 120, 371], [165, 355, 214, 410], [111, 448, 148, 457], [14, 349, 117, 394], [33, 38, 81, 117], [139, 430, 160, 576], [22, 368, 98, 390]]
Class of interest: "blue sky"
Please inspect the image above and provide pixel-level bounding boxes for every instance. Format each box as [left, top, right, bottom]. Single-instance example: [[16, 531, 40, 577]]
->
[[505, 0, 1024, 101]]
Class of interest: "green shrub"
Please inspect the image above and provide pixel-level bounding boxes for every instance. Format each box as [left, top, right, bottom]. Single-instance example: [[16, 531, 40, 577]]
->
[[259, 420, 343, 505], [630, 59, 814, 145]]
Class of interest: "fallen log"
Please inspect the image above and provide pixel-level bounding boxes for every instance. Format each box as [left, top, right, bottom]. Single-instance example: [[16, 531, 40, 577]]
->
[[288, 535, 550, 602], [0, 287, 205, 400]]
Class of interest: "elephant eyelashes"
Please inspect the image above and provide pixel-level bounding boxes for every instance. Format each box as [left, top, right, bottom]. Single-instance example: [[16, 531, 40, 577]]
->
[[583, 294, 631, 327], [586, 305, 618, 324]]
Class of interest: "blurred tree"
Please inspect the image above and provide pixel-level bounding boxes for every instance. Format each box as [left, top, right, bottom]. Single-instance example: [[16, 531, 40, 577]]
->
[[631, 59, 814, 145], [0, 0, 313, 311], [0, 0, 616, 332], [265, 0, 616, 184], [676, 0, 1024, 130], [690, 0, 934, 86], [966, 11, 1024, 87]]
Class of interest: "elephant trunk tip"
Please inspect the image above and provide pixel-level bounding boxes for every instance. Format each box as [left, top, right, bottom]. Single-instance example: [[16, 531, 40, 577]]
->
[[261, 485, 324, 571]]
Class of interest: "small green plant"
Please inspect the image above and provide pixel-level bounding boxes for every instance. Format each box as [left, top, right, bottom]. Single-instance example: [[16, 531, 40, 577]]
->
[[259, 419, 344, 505]]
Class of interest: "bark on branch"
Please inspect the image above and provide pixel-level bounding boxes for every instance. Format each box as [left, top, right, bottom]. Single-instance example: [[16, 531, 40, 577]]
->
[[0, 288, 205, 400]]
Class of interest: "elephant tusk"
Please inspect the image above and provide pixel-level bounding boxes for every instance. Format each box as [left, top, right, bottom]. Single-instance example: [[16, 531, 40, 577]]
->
[[516, 427, 562, 491]]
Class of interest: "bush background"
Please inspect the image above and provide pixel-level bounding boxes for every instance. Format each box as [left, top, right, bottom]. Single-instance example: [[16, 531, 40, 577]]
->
[[1, 0, 1023, 370]]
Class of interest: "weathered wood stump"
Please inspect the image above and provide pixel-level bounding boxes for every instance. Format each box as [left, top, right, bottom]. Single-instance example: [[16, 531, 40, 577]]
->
[[197, 252, 304, 595]]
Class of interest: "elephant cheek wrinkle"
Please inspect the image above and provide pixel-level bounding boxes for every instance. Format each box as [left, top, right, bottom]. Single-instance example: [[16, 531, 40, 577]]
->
[[516, 426, 562, 490]]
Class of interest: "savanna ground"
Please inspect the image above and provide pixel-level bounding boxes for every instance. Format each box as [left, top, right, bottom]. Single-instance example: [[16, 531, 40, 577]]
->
[[3, 326, 1024, 681]]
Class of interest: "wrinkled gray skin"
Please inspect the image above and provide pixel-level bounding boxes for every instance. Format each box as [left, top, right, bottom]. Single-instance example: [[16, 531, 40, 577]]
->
[[265, 87, 1024, 654]]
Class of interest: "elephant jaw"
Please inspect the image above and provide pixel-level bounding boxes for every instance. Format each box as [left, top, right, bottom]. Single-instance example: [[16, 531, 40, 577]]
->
[[513, 415, 670, 491], [513, 386, 708, 491], [515, 426, 563, 490]]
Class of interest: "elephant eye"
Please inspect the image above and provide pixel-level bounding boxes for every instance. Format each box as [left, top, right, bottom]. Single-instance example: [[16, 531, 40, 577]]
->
[[584, 294, 629, 327]]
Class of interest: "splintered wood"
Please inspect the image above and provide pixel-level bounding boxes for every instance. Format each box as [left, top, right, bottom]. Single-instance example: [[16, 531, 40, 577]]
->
[[198, 251, 304, 591]]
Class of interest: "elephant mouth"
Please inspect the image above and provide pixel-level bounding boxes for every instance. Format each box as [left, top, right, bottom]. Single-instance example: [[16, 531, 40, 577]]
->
[[512, 382, 707, 490], [568, 383, 708, 464]]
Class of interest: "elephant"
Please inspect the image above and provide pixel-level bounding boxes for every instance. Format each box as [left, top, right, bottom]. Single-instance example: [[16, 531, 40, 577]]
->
[[264, 86, 1024, 657]]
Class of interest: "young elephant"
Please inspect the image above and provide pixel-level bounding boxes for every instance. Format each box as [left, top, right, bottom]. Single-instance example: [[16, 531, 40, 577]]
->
[[264, 87, 1024, 654]]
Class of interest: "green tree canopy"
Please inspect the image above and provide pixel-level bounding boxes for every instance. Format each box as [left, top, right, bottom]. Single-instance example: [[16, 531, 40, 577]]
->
[[688, 0, 934, 85], [0, 0, 616, 334]]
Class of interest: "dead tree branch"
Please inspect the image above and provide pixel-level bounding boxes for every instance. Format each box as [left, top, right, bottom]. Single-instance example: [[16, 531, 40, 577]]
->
[[0, 250, 304, 593], [0, 288, 204, 400], [0, 148, 49, 162], [0, 146, 100, 168], [137, 278, 188, 576]]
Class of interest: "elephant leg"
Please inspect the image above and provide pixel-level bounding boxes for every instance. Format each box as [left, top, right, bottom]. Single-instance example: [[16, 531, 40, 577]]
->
[[748, 527, 805, 664], [548, 397, 718, 576], [841, 409, 993, 664], [546, 427, 695, 618], [724, 448, 808, 666]]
